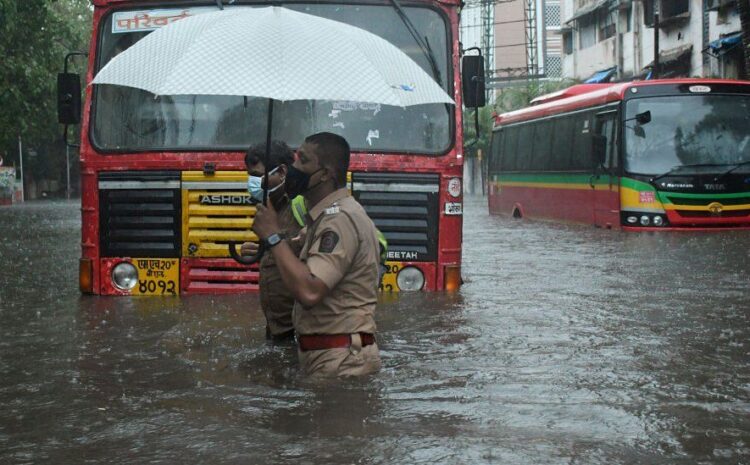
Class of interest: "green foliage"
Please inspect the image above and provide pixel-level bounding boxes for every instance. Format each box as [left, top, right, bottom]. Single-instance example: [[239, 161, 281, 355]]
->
[[462, 105, 494, 159], [0, 0, 92, 183]]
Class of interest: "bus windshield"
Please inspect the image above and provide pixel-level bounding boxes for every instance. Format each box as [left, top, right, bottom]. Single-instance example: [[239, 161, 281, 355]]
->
[[92, 4, 451, 154], [624, 95, 750, 176]]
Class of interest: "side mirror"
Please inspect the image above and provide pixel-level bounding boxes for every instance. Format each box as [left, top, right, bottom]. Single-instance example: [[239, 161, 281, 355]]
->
[[57, 73, 81, 125], [462, 55, 486, 108], [635, 110, 651, 125], [592, 134, 607, 166]]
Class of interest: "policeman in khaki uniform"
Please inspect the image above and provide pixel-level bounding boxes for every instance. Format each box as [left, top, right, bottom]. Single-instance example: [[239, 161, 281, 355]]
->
[[241, 141, 302, 342], [252, 132, 381, 377]]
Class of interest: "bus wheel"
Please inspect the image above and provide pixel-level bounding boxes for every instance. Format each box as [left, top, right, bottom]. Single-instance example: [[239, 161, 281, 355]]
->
[[512, 208, 523, 219]]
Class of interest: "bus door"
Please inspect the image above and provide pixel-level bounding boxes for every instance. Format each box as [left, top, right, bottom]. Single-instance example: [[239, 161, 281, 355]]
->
[[592, 111, 620, 228]]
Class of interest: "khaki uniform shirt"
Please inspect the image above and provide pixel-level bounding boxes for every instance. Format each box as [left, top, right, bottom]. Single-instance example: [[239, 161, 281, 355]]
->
[[259, 196, 303, 336], [293, 188, 380, 336]]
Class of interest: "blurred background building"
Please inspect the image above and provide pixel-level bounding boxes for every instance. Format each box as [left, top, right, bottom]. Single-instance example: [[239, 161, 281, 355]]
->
[[461, 0, 746, 88]]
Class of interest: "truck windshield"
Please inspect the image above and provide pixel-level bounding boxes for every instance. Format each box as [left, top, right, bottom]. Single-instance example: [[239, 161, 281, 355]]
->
[[91, 4, 451, 154], [624, 95, 750, 176]]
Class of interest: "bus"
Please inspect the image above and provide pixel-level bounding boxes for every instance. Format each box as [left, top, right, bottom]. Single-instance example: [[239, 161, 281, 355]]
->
[[488, 79, 750, 230], [60, 0, 483, 295]]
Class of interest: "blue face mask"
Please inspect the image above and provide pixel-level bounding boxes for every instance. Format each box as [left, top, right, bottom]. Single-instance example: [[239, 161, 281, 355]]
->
[[247, 166, 283, 203], [247, 176, 264, 203]]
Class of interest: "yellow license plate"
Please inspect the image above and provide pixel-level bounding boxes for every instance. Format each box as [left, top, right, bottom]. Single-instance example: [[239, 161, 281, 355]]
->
[[131, 259, 179, 296], [379, 262, 402, 293]]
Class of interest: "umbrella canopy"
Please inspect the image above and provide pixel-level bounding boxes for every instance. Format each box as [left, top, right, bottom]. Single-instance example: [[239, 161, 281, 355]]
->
[[92, 6, 454, 107]]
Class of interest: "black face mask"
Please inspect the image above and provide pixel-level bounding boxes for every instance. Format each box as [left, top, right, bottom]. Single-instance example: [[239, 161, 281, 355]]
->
[[285, 165, 325, 198]]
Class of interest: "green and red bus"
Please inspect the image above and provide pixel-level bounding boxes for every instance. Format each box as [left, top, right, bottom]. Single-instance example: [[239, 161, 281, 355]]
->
[[62, 0, 483, 295], [488, 79, 750, 230]]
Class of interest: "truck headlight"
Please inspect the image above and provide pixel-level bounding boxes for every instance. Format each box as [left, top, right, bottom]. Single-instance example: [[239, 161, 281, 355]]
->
[[112, 262, 138, 291], [396, 266, 425, 291]]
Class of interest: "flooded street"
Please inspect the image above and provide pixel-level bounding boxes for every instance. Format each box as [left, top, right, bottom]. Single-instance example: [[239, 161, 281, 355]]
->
[[1, 197, 749, 464]]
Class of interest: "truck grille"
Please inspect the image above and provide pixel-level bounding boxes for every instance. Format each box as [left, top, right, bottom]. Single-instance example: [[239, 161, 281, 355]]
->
[[182, 172, 256, 258], [182, 259, 259, 294], [99, 171, 181, 257], [351, 172, 439, 262], [665, 194, 750, 206]]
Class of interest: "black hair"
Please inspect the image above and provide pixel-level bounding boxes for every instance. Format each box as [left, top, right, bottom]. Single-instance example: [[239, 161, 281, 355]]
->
[[244, 140, 294, 171], [304, 132, 350, 187]]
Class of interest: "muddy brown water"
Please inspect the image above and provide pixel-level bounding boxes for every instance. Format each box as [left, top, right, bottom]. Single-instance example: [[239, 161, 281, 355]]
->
[[0, 198, 748, 464]]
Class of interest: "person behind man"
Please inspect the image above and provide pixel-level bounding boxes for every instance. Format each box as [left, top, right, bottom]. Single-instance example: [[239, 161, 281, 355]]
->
[[241, 141, 302, 342], [252, 132, 381, 377]]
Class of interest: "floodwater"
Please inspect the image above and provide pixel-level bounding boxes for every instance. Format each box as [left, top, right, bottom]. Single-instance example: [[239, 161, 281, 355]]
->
[[1, 197, 749, 464]]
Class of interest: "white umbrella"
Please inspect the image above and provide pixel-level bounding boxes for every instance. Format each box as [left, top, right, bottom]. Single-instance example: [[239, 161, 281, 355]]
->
[[92, 6, 454, 263], [92, 6, 453, 106]]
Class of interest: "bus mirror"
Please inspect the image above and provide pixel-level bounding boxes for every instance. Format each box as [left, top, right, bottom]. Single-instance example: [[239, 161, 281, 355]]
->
[[635, 110, 651, 125], [462, 55, 486, 108], [592, 135, 607, 166], [57, 73, 81, 125]]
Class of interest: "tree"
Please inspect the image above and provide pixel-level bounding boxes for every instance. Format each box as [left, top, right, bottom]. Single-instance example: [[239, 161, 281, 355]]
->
[[0, 0, 92, 193]]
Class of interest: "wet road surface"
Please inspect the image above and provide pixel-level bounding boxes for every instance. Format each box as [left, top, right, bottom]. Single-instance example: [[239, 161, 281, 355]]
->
[[1, 198, 749, 464]]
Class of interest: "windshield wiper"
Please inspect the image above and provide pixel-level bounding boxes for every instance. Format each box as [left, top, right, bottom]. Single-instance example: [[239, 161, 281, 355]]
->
[[388, 0, 442, 86], [714, 160, 750, 180], [649, 163, 731, 183]]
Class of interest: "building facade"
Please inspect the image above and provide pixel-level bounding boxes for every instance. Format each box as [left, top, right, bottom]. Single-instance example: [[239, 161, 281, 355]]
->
[[561, 0, 744, 81], [490, 0, 564, 80]]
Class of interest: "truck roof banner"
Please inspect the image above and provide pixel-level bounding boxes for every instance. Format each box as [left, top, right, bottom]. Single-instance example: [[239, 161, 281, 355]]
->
[[112, 8, 216, 34]]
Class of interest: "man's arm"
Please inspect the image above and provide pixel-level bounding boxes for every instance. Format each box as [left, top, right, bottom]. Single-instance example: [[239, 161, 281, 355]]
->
[[252, 202, 330, 307], [268, 241, 330, 307]]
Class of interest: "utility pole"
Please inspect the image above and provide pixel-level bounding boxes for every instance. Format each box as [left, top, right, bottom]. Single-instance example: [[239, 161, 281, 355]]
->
[[653, 5, 660, 79], [65, 145, 71, 199], [17, 134, 24, 202], [525, 0, 539, 77], [480, 0, 493, 103]]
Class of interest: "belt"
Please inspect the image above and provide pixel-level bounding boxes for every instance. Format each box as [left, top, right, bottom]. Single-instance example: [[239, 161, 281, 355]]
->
[[298, 333, 376, 352]]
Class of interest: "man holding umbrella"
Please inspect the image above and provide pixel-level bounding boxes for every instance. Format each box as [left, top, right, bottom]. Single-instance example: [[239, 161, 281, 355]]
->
[[251, 132, 381, 377]]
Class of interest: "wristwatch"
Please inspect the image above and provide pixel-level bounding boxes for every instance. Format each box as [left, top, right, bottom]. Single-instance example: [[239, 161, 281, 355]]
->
[[265, 233, 284, 248]]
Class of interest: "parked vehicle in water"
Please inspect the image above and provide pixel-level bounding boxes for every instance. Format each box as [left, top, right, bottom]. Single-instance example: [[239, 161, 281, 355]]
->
[[488, 79, 750, 230], [59, 0, 481, 295]]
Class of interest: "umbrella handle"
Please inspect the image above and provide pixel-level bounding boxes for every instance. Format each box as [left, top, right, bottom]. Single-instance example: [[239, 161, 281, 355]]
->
[[228, 241, 265, 265], [228, 98, 273, 266]]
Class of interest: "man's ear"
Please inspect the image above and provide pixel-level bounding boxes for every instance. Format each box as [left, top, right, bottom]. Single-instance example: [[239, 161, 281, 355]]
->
[[278, 164, 289, 177]]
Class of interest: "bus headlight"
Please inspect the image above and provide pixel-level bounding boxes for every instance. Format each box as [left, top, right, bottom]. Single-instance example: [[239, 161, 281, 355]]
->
[[640, 215, 651, 226], [396, 266, 424, 291], [112, 262, 138, 291], [652, 215, 664, 226]]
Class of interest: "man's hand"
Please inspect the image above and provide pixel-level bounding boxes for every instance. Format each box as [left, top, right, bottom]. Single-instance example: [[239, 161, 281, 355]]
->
[[240, 241, 259, 257], [251, 198, 281, 240], [288, 230, 306, 247]]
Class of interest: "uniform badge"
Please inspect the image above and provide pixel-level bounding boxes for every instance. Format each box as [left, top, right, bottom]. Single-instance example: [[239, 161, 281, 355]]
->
[[324, 206, 340, 215], [318, 231, 339, 253]]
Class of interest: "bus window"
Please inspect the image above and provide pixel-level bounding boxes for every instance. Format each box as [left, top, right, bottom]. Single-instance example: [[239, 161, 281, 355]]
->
[[571, 112, 593, 170], [516, 124, 534, 170], [595, 113, 618, 171], [552, 116, 574, 170], [490, 130, 503, 173], [502, 126, 520, 171], [532, 119, 554, 171]]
